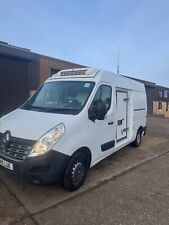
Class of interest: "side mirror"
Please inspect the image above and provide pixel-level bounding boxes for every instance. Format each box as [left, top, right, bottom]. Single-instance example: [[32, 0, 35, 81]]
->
[[88, 100, 107, 122]]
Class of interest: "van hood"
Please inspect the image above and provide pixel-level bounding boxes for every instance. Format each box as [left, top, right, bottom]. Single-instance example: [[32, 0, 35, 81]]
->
[[0, 109, 74, 140]]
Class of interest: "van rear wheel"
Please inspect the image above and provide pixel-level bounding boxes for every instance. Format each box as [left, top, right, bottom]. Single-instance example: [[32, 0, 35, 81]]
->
[[132, 129, 142, 147], [62, 152, 88, 191]]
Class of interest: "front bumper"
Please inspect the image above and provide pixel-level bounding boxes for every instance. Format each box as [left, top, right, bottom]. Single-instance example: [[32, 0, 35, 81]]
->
[[0, 150, 70, 185]]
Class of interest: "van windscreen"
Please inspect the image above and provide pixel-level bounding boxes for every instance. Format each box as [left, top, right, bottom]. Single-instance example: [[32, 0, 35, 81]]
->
[[21, 81, 95, 115]]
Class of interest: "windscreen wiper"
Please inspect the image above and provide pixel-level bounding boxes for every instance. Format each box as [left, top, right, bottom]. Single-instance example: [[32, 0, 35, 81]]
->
[[22, 105, 48, 111], [29, 106, 49, 111], [46, 108, 79, 114]]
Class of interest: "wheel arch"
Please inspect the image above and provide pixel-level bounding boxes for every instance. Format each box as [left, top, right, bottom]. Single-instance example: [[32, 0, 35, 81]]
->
[[71, 147, 92, 168], [138, 126, 143, 132], [135, 126, 143, 138]]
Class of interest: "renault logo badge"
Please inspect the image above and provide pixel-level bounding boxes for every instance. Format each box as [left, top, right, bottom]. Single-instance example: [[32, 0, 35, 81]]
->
[[3, 131, 11, 145]]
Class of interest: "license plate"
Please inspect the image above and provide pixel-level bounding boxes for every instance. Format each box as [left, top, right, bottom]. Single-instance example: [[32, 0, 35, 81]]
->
[[0, 158, 13, 170]]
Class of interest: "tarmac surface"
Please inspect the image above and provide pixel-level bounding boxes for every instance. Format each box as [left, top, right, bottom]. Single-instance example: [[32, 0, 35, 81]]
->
[[0, 116, 169, 225]]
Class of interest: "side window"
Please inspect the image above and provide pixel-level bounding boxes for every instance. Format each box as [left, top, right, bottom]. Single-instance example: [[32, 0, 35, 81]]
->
[[158, 101, 162, 109], [92, 85, 112, 112], [159, 91, 163, 98], [101, 85, 112, 111], [92, 86, 101, 102]]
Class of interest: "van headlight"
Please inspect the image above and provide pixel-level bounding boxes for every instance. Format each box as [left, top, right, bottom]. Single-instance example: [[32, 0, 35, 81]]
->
[[29, 123, 65, 157]]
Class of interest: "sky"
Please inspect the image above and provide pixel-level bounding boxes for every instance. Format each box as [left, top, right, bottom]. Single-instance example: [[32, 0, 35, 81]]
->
[[0, 0, 169, 86]]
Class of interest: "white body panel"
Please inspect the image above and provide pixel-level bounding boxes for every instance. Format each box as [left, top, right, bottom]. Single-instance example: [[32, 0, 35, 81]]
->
[[0, 68, 147, 167]]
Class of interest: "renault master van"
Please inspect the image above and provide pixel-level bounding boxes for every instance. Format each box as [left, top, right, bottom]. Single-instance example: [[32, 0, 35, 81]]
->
[[0, 68, 147, 191]]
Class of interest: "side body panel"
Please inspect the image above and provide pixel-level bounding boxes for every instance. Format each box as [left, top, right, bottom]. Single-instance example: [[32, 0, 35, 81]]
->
[[132, 89, 147, 140]]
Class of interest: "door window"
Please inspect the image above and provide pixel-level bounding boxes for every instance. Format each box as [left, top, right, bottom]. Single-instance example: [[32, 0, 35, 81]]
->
[[92, 85, 112, 112]]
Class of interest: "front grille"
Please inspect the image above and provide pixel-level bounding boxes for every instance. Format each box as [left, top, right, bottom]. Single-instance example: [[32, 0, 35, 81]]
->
[[0, 134, 35, 161]]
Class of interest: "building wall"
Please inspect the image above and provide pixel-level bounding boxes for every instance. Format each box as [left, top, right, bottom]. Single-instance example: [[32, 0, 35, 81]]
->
[[145, 86, 155, 114], [152, 86, 169, 116], [154, 86, 169, 102], [153, 101, 167, 115], [165, 110, 169, 118], [0, 54, 30, 116], [0, 43, 84, 115], [39, 57, 83, 84]]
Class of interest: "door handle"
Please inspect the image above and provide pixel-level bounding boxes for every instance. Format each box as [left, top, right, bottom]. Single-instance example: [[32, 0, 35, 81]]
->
[[108, 121, 114, 125], [117, 119, 124, 126]]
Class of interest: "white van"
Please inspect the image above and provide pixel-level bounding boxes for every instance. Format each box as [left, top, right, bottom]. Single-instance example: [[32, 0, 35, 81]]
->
[[0, 68, 147, 191]]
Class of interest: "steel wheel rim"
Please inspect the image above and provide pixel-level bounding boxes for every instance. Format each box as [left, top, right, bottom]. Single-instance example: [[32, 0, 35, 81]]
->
[[137, 133, 141, 144], [71, 162, 85, 186]]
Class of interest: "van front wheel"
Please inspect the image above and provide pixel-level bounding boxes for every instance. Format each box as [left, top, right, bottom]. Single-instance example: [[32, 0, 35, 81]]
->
[[62, 152, 88, 191]]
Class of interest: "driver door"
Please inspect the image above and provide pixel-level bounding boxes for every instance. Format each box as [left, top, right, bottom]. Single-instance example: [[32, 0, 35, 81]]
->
[[87, 84, 116, 164]]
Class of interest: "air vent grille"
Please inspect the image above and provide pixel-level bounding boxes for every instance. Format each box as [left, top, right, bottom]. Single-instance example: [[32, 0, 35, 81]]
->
[[60, 69, 88, 76]]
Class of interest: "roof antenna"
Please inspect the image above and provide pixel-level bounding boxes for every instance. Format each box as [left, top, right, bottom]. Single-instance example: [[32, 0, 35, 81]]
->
[[116, 47, 120, 75]]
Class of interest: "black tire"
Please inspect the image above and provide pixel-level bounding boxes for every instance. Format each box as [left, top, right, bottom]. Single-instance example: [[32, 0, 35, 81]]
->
[[132, 129, 142, 147], [62, 151, 88, 191]]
